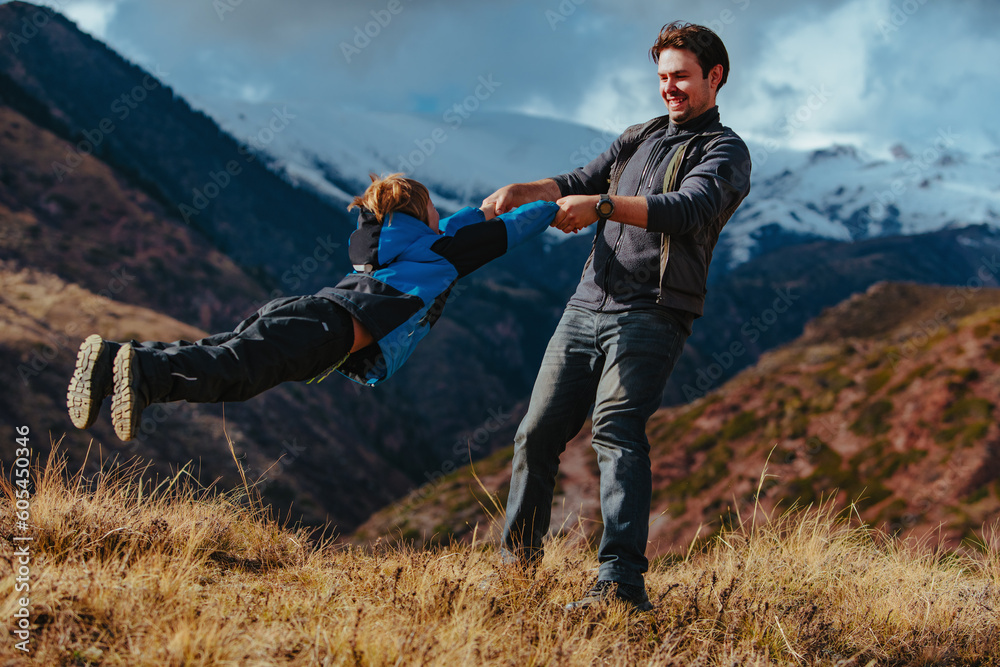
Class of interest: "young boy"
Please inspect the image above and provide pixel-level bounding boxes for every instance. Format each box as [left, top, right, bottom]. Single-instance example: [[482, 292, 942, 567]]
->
[[67, 173, 559, 442]]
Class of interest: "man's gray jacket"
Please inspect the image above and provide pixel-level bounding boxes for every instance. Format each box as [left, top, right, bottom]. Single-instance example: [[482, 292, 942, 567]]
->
[[551, 106, 751, 322]]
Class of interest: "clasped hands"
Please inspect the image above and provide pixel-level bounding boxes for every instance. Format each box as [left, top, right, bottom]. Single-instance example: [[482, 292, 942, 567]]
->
[[549, 195, 601, 234], [481, 188, 601, 235]]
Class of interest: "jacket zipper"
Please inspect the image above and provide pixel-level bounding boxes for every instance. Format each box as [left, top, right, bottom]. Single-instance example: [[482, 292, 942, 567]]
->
[[637, 136, 665, 192], [597, 135, 665, 312], [597, 226, 626, 312], [646, 139, 675, 190]]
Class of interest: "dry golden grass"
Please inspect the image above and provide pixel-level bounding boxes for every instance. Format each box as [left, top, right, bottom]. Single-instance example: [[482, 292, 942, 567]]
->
[[2, 442, 999, 666]]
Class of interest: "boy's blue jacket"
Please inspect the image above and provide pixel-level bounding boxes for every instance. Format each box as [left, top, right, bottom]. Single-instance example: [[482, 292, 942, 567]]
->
[[315, 200, 559, 386]]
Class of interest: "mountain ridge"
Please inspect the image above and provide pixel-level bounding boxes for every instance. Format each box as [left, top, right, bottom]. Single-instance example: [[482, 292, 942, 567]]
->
[[195, 99, 1000, 275], [0, 0, 356, 294]]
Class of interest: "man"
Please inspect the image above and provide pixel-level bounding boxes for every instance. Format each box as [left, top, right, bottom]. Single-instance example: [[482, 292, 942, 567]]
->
[[482, 21, 751, 611]]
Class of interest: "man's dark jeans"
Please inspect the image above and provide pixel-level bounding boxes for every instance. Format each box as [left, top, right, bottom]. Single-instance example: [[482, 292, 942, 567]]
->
[[502, 305, 688, 587]]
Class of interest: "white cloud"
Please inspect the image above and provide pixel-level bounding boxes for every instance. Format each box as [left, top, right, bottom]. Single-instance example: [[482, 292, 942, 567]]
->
[[726, 0, 879, 147], [571, 64, 661, 131], [24, 0, 998, 155]]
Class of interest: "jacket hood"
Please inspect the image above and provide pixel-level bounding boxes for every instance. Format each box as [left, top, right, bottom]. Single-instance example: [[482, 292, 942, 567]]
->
[[348, 208, 434, 271]]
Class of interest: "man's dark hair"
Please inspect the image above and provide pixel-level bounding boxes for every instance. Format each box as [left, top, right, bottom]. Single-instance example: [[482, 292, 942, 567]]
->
[[649, 21, 730, 92]]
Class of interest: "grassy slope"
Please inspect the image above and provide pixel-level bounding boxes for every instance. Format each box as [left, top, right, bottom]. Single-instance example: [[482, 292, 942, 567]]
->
[[1, 447, 998, 665], [355, 282, 1000, 555]]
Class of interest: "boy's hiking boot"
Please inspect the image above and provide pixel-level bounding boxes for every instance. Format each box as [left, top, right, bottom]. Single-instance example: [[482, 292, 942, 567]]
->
[[565, 579, 654, 612], [111, 343, 149, 442], [67, 335, 119, 429]]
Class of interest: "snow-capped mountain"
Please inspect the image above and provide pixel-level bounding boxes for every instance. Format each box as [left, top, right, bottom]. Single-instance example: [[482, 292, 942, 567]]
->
[[192, 98, 609, 214], [723, 142, 1000, 268], [196, 99, 1000, 270]]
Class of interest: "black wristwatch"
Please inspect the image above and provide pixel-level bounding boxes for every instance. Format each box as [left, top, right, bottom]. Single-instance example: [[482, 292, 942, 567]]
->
[[596, 193, 614, 222]]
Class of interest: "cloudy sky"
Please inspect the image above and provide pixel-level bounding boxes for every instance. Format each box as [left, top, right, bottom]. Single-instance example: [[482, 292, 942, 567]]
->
[[11, 0, 1000, 156]]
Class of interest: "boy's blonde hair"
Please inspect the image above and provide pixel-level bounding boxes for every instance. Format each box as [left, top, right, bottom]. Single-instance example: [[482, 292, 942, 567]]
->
[[349, 173, 431, 225]]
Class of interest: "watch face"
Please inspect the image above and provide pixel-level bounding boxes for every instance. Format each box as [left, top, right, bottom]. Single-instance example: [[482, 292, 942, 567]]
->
[[598, 201, 614, 216]]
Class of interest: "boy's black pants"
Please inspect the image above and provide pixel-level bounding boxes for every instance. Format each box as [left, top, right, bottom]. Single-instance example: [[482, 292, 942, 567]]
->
[[134, 295, 355, 404]]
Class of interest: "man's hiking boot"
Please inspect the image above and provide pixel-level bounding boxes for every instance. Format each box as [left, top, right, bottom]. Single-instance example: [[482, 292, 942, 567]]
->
[[111, 343, 148, 442], [67, 335, 119, 429], [565, 579, 654, 612]]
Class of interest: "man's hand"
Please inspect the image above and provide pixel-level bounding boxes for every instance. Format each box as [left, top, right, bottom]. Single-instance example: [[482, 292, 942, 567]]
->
[[553, 195, 600, 234], [482, 179, 561, 215]]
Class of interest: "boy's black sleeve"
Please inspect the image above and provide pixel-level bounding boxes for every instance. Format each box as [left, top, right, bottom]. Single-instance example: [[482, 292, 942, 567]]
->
[[429, 219, 509, 278], [430, 201, 558, 277]]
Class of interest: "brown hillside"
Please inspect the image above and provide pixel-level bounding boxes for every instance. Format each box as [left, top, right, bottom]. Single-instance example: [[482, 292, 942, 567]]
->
[[0, 103, 264, 332], [354, 282, 1000, 554]]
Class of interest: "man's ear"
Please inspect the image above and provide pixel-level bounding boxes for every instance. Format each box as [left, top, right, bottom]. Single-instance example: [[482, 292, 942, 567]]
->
[[708, 64, 724, 91]]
